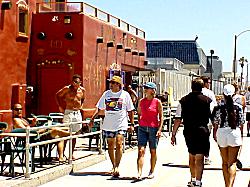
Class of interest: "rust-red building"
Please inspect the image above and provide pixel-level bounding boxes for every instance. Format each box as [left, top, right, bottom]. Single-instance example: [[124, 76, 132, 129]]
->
[[0, 0, 72, 130], [0, 0, 36, 128], [28, 2, 146, 118], [0, 1, 146, 124]]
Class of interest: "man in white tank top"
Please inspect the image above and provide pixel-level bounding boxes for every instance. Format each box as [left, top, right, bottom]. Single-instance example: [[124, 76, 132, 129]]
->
[[201, 76, 217, 165]]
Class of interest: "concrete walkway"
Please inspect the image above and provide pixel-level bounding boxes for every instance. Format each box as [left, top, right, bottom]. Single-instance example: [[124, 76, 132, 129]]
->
[[1, 126, 250, 187], [40, 127, 250, 187]]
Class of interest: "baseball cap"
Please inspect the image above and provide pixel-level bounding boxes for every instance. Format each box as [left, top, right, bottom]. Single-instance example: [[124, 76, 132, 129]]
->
[[108, 76, 122, 85], [223, 84, 235, 96], [143, 82, 157, 89]]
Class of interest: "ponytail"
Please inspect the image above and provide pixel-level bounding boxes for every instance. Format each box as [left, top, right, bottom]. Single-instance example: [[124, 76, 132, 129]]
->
[[224, 95, 237, 129]]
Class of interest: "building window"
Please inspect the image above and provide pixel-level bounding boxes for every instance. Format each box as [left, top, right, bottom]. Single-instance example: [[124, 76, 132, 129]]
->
[[16, 1, 29, 39], [18, 9, 28, 35]]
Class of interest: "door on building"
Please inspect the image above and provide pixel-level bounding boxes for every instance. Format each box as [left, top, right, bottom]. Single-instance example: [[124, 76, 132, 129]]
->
[[37, 65, 71, 115]]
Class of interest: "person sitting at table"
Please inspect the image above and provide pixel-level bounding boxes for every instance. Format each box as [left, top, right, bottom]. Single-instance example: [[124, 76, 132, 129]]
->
[[12, 103, 68, 162]]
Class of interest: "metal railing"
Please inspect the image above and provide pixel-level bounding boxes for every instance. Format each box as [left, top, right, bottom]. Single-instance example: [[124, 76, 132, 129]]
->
[[162, 106, 177, 135], [24, 118, 102, 178], [36, 2, 145, 39]]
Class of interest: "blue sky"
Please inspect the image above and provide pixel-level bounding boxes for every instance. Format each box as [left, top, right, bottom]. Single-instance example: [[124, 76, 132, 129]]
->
[[69, 0, 250, 74]]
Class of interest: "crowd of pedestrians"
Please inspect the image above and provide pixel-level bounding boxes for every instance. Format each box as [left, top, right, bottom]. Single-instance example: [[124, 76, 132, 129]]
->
[[8, 74, 248, 187]]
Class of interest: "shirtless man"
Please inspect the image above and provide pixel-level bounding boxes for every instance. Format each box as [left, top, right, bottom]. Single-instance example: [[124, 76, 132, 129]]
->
[[13, 103, 37, 129], [56, 74, 86, 159], [12, 103, 66, 162], [127, 85, 138, 108]]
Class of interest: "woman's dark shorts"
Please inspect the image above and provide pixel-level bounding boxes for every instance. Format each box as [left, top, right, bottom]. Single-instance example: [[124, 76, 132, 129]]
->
[[183, 126, 210, 156], [138, 126, 159, 149]]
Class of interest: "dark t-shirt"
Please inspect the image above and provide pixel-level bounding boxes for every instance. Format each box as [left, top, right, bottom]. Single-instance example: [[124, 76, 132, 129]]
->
[[180, 92, 212, 132]]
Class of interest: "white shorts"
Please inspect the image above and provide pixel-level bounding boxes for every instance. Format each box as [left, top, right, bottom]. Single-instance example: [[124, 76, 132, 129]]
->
[[216, 127, 242, 147], [63, 110, 82, 132]]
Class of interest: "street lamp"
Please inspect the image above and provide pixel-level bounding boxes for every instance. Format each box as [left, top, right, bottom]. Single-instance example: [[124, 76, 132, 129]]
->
[[233, 29, 250, 81], [239, 57, 246, 91], [246, 59, 249, 90], [210, 49, 214, 90]]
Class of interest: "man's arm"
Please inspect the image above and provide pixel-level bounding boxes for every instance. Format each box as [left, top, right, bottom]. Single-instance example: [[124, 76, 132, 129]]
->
[[88, 108, 102, 127], [127, 110, 135, 133], [171, 118, 181, 145], [55, 87, 67, 113], [128, 110, 135, 125], [80, 87, 86, 108], [171, 103, 182, 145]]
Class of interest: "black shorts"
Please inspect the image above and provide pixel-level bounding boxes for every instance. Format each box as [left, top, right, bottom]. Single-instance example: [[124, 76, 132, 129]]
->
[[246, 113, 250, 121], [184, 127, 210, 156]]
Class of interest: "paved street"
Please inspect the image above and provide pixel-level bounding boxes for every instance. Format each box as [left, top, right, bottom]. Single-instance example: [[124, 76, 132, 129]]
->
[[40, 126, 250, 187]]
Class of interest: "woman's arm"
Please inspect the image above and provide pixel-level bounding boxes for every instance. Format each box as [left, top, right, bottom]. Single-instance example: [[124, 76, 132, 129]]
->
[[157, 99, 164, 132], [212, 123, 218, 142]]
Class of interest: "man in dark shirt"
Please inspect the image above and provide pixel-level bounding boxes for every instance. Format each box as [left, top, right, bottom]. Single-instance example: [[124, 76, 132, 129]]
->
[[171, 78, 212, 187]]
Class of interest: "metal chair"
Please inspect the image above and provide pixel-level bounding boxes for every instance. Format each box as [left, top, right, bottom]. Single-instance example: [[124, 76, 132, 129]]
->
[[48, 113, 64, 123], [0, 122, 10, 174], [84, 118, 100, 150], [0, 122, 8, 133], [35, 115, 54, 166], [1, 128, 38, 176]]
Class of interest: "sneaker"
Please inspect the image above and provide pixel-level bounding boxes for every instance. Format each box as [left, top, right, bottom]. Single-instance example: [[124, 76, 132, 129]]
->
[[190, 182, 202, 187], [187, 181, 196, 187], [147, 172, 154, 179], [204, 158, 211, 165]]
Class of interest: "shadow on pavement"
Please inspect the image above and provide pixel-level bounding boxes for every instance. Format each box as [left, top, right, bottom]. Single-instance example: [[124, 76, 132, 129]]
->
[[162, 163, 222, 170], [70, 171, 111, 177], [107, 176, 138, 181]]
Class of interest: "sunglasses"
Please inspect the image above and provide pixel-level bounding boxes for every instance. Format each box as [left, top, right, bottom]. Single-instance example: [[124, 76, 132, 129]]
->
[[14, 108, 22, 111], [73, 80, 81, 84]]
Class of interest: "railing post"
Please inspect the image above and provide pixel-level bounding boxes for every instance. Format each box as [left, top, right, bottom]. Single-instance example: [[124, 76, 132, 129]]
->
[[168, 106, 172, 136], [80, 2, 84, 13], [98, 119, 103, 154], [68, 122, 73, 164], [25, 126, 30, 178]]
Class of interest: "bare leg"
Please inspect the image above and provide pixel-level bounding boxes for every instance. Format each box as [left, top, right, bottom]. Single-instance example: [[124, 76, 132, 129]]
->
[[57, 141, 64, 161], [219, 147, 229, 187], [137, 146, 145, 178], [227, 146, 240, 187], [114, 134, 124, 176], [195, 154, 205, 181], [149, 148, 157, 174], [50, 129, 69, 161], [107, 138, 116, 170], [189, 154, 196, 179]]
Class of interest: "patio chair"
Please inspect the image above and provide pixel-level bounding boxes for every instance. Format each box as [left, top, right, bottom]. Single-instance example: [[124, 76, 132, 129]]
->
[[0, 122, 8, 133], [1, 128, 38, 176], [85, 118, 100, 151], [35, 115, 55, 165]]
